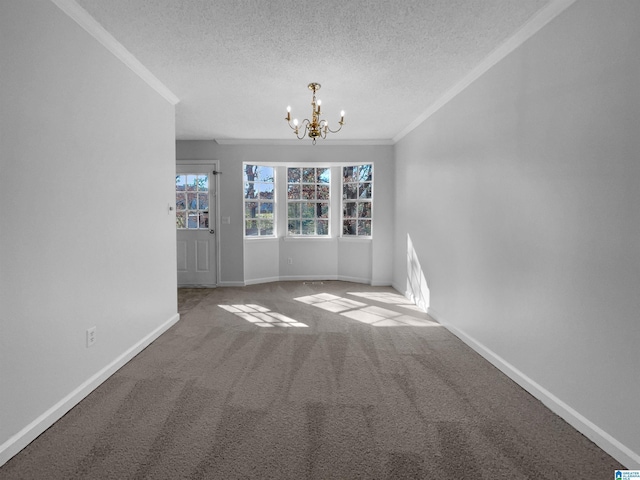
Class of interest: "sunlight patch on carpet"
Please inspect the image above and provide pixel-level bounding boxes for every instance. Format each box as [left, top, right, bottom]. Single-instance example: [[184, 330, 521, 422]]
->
[[347, 291, 425, 312], [294, 294, 438, 327], [219, 304, 308, 328]]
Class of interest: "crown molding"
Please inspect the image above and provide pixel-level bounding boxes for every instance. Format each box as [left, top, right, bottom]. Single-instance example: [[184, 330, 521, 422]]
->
[[214, 138, 394, 146], [50, 0, 180, 106], [393, 0, 577, 143]]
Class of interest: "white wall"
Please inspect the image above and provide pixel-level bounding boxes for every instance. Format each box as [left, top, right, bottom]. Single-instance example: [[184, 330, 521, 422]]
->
[[176, 142, 394, 286], [393, 0, 640, 467], [0, 0, 178, 465]]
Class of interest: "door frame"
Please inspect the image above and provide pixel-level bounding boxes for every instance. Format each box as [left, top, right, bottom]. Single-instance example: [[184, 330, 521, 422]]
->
[[176, 159, 221, 287]]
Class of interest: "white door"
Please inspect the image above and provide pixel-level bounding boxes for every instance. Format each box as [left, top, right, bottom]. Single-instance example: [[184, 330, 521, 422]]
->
[[176, 165, 217, 287]]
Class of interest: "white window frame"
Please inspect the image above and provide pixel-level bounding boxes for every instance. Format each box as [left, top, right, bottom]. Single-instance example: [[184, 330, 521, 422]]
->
[[341, 164, 373, 238], [286, 166, 331, 237], [243, 164, 276, 237]]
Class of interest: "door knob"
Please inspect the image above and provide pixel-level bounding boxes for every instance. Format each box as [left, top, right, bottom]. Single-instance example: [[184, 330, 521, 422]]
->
[[209, 229, 215, 234]]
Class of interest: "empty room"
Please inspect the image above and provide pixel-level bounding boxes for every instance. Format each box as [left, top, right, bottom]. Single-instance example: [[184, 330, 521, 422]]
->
[[1, 0, 639, 478]]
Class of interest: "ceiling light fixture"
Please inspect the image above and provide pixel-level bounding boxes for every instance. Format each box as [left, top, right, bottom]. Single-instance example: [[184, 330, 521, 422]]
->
[[285, 83, 345, 144]]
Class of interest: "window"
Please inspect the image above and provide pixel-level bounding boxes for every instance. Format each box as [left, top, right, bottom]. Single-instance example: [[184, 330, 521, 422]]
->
[[342, 164, 373, 236], [287, 167, 330, 236], [244, 165, 275, 236], [176, 174, 209, 229]]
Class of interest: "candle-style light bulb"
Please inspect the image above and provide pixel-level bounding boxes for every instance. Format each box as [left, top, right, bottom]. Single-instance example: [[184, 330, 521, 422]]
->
[[317, 99, 321, 114], [340, 110, 345, 123], [286, 105, 291, 121], [293, 118, 298, 126]]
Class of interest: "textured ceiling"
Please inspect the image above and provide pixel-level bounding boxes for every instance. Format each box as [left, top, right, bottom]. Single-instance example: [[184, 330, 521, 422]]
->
[[75, 0, 551, 142]]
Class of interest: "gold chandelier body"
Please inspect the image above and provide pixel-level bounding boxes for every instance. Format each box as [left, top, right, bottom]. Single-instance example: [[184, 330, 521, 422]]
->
[[285, 83, 345, 144]]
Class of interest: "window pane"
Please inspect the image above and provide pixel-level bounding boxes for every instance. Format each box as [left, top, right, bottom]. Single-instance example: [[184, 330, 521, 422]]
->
[[288, 168, 301, 183], [198, 193, 208, 210], [259, 202, 273, 216], [358, 220, 371, 236], [256, 166, 274, 182], [187, 212, 198, 228], [197, 175, 208, 192], [288, 203, 300, 218], [317, 220, 329, 235], [186, 175, 198, 191], [176, 193, 186, 211], [317, 185, 330, 200], [358, 202, 371, 218], [302, 203, 315, 218], [187, 193, 197, 210], [288, 219, 301, 235], [245, 202, 258, 218], [317, 168, 330, 184], [359, 183, 372, 199], [199, 212, 209, 228], [302, 168, 316, 183], [261, 220, 274, 236], [257, 182, 274, 200], [302, 185, 316, 200], [301, 220, 315, 235], [318, 203, 329, 218], [343, 220, 357, 235], [359, 165, 372, 182], [176, 212, 186, 228], [343, 202, 357, 218], [245, 220, 258, 236], [244, 165, 259, 182], [176, 175, 186, 191], [343, 166, 355, 182], [344, 184, 357, 200], [244, 182, 258, 199], [288, 184, 300, 200]]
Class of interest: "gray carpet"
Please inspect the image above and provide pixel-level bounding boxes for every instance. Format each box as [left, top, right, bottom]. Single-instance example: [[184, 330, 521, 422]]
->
[[1, 281, 623, 479]]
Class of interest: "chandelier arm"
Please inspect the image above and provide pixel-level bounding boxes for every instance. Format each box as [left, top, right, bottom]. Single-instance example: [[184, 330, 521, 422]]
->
[[326, 123, 344, 134], [295, 119, 310, 140]]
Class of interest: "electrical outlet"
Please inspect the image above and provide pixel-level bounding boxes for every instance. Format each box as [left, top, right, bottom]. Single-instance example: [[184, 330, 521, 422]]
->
[[287, 257, 293, 265], [86, 327, 96, 347]]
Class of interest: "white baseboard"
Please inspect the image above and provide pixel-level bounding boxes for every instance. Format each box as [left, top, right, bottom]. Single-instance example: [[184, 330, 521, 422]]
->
[[0, 313, 180, 467], [244, 276, 281, 286], [279, 274, 339, 283], [216, 281, 246, 287], [370, 280, 393, 287], [427, 307, 640, 469], [337, 275, 371, 285], [223, 277, 375, 287]]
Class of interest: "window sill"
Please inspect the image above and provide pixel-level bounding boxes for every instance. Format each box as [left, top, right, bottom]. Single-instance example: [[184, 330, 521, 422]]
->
[[283, 236, 336, 242], [244, 236, 279, 242]]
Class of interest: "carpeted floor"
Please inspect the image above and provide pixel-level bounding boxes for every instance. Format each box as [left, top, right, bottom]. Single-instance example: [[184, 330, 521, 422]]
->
[[1, 281, 623, 479]]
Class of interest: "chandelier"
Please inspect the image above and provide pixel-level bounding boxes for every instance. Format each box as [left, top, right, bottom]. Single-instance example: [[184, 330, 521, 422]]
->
[[285, 83, 345, 144]]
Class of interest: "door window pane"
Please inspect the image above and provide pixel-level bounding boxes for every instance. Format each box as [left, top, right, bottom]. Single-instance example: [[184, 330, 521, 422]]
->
[[176, 174, 210, 229]]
